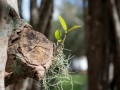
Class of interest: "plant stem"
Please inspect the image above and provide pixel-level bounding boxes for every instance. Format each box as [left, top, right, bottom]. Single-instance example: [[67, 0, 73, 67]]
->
[[62, 35, 66, 47]]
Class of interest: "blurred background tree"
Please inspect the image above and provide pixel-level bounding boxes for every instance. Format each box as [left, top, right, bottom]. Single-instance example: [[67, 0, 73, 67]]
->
[[5, 0, 120, 90], [86, 0, 120, 90]]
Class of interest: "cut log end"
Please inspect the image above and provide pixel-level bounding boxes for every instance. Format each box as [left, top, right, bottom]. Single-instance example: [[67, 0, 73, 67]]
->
[[5, 25, 53, 86]]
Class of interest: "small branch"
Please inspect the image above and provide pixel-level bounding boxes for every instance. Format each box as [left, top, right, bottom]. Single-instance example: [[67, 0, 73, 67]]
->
[[62, 35, 66, 47]]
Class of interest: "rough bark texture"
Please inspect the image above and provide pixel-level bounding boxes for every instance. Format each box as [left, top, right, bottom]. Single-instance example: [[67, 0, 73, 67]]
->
[[0, 0, 54, 89], [5, 25, 53, 87], [0, 0, 19, 89], [5, 0, 54, 90]]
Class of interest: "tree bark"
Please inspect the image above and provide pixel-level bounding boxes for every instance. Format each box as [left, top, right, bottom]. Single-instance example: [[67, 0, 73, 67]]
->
[[0, 0, 54, 90], [5, 25, 53, 86], [87, 0, 103, 88], [0, 37, 8, 90], [108, 0, 120, 89], [0, 0, 19, 89], [86, 0, 112, 90], [87, 0, 120, 90], [115, 0, 120, 19]]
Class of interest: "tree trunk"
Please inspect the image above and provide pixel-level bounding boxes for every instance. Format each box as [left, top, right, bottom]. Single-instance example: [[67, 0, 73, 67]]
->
[[108, 0, 120, 89], [30, 0, 53, 35], [0, 0, 54, 90], [30, 0, 39, 30], [86, 0, 120, 90], [86, 0, 114, 90], [18, 0, 22, 18], [115, 0, 120, 19], [0, 0, 19, 89], [0, 37, 8, 90]]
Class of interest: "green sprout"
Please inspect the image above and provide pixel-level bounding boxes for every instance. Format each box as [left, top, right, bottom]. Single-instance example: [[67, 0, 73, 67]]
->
[[41, 15, 81, 90], [55, 30, 62, 42], [55, 15, 81, 43]]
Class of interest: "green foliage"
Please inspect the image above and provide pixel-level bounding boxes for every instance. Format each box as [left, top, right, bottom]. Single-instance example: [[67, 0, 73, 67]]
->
[[55, 30, 62, 42], [68, 25, 81, 33], [55, 15, 81, 43], [58, 15, 67, 33], [42, 15, 81, 90], [50, 15, 85, 57]]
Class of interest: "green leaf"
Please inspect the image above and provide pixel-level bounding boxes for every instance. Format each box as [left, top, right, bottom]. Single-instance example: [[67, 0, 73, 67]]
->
[[55, 30, 62, 42], [68, 25, 81, 33], [58, 39, 62, 42], [58, 15, 67, 33]]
